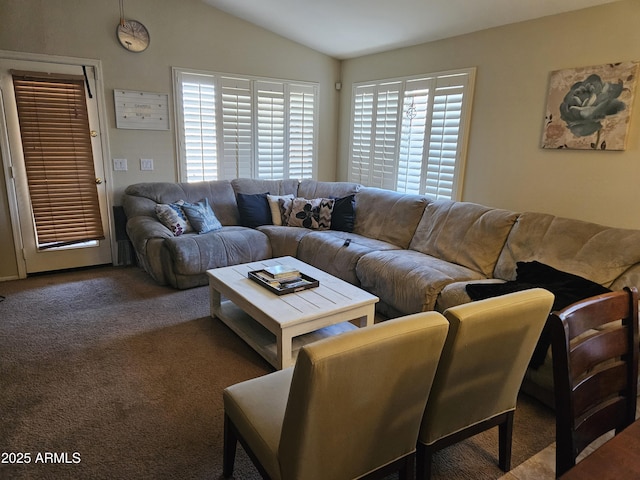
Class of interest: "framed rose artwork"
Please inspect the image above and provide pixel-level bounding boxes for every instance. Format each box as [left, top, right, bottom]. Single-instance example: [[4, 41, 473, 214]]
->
[[541, 61, 639, 150]]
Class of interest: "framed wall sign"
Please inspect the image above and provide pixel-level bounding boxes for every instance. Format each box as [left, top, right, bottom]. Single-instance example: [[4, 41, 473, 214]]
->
[[114, 89, 169, 130]]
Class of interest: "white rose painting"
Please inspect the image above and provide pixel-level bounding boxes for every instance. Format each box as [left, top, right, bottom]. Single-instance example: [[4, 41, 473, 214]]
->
[[541, 61, 639, 150]]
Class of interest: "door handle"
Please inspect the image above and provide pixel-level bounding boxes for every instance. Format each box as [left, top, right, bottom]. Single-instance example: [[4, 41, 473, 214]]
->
[[95, 178, 103, 185]]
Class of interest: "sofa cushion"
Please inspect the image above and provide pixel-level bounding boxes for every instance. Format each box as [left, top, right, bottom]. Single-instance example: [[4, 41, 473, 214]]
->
[[494, 211, 640, 286], [231, 178, 299, 196], [297, 231, 401, 285], [410, 200, 518, 277], [182, 198, 223, 234], [354, 188, 430, 249], [297, 180, 361, 199], [237, 192, 272, 228], [163, 226, 271, 276], [257, 225, 314, 258], [356, 250, 485, 314]]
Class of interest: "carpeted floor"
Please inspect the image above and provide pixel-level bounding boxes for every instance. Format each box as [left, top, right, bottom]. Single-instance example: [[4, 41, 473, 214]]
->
[[0, 266, 556, 479]]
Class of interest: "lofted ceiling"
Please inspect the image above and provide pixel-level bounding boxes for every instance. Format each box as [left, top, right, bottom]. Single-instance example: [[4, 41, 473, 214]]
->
[[203, 0, 621, 59]]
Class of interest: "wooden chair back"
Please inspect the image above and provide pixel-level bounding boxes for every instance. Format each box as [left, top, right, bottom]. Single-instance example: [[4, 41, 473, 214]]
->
[[550, 286, 639, 477]]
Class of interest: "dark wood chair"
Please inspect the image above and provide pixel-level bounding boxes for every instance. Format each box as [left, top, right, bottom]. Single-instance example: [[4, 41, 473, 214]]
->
[[550, 286, 639, 478]]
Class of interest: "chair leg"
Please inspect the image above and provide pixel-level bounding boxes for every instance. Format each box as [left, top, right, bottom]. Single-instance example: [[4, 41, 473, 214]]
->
[[416, 443, 433, 480], [222, 414, 237, 478], [398, 453, 415, 480], [498, 411, 514, 472]]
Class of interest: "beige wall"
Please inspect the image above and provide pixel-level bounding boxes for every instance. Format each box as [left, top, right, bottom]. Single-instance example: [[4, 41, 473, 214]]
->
[[0, 0, 340, 279], [339, 0, 640, 230]]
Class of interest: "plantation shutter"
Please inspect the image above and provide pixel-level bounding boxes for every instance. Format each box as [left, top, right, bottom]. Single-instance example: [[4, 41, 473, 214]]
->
[[256, 81, 285, 179], [349, 69, 473, 200], [12, 70, 104, 249], [220, 77, 253, 179], [397, 79, 431, 194], [288, 84, 315, 179], [350, 85, 375, 185], [426, 74, 467, 199], [350, 82, 401, 189], [371, 83, 401, 190], [179, 73, 217, 182]]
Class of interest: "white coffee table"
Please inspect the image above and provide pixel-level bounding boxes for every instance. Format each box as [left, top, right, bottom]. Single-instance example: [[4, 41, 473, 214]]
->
[[207, 256, 379, 369]]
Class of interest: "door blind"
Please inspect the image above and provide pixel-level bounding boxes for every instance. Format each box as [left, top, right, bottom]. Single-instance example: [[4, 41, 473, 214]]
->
[[12, 70, 104, 249]]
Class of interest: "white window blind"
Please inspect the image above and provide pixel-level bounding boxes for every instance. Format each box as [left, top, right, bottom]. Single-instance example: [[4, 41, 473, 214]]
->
[[349, 68, 475, 200], [221, 77, 252, 179], [256, 81, 285, 179], [179, 73, 217, 182], [289, 84, 316, 179], [174, 69, 318, 182]]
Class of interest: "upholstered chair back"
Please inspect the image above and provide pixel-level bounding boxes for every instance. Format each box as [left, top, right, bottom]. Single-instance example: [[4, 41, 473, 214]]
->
[[419, 288, 555, 446], [278, 312, 449, 480]]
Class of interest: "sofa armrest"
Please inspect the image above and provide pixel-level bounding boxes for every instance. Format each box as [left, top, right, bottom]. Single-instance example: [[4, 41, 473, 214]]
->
[[126, 215, 173, 255], [435, 279, 506, 312]]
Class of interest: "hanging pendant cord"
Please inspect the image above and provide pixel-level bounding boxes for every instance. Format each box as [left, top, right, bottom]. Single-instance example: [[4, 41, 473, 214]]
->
[[119, 0, 126, 26]]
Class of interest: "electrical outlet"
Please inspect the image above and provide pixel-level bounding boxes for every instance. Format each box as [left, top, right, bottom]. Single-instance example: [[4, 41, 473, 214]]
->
[[113, 158, 128, 171], [140, 158, 154, 171]]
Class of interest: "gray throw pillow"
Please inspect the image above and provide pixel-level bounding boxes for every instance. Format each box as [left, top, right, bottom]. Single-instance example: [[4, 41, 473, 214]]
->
[[182, 198, 222, 234]]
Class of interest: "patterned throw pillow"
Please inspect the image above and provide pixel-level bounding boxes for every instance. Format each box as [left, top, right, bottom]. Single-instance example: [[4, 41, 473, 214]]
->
[[181, 198, 223, 234], [267, 194, 294, 226], [155, 200, 193, 236], [286, 197, 334, 230], [278, 196, 295, 225]]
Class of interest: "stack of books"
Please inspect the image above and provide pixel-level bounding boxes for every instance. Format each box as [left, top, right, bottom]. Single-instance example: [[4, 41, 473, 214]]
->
[[263, 265, 301, 282], [249, 264, 318, 294]]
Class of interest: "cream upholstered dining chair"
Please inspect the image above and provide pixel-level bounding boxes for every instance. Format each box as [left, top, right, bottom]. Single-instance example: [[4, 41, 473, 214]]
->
[[222, 312, 450, 480], [550, 287, 639, 477], [416, 288, 555, 480]]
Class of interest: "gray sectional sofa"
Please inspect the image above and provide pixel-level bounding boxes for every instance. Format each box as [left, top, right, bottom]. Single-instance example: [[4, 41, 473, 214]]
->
[[122, 177, 640, 407]]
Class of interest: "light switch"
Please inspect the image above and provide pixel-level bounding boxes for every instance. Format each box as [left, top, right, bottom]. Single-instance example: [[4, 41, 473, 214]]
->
[[140, 158, 154, 171], [113, 158, 128, 171]]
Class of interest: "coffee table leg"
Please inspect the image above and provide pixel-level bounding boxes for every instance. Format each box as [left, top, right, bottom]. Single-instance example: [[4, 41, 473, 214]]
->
[[210, 284, 222, 318], [357, 306, 376, 327], [277, 331, 293, 370]]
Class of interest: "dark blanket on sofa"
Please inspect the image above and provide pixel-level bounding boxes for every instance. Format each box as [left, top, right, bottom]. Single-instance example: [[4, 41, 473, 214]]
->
[[466, 261, 611, 368]]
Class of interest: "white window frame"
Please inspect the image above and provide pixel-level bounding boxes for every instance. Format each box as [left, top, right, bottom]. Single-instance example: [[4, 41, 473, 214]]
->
[[348, 67, 475, 201], [173, 67, 318, 182]]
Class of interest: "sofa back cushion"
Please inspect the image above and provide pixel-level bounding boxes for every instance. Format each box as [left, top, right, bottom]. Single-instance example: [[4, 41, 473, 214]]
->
[[410, 200, 518, 277], [354, 188, 430, 249], [297, 180, 361, 199], [494, 211, 640, 288], [231, 178, 299, 196], [122, 180, 239, 225]]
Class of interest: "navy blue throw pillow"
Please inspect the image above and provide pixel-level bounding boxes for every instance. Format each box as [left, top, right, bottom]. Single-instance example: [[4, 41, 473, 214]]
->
[[330, 194, 355, 232], [237, 192, 272, 228]]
